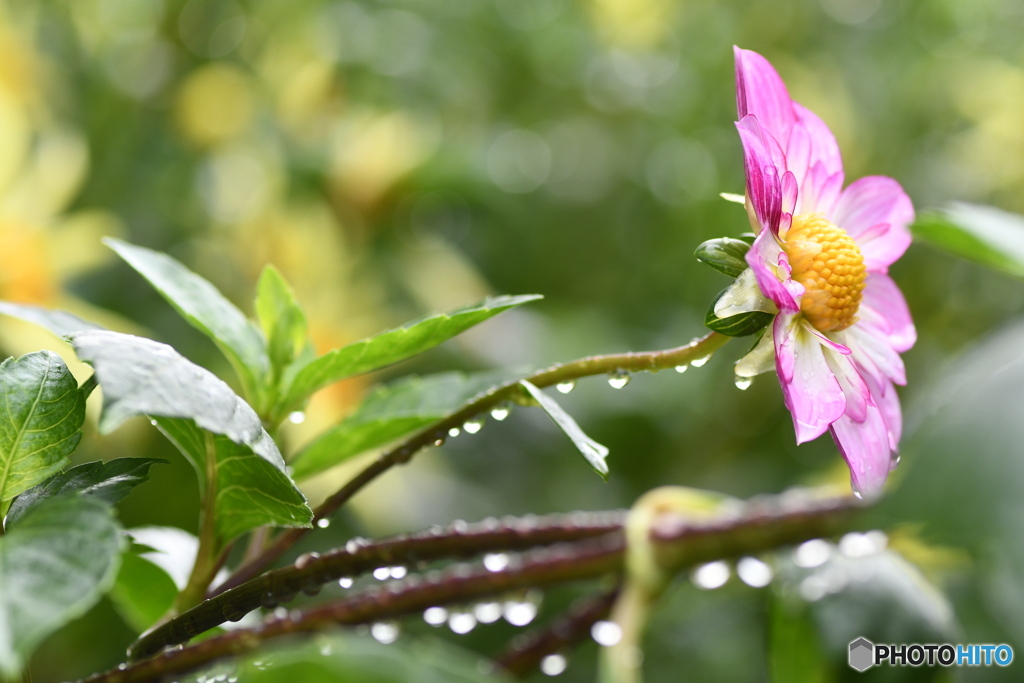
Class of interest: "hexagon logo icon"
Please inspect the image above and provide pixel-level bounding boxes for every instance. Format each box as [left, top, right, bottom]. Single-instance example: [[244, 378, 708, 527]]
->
[[849, 637, 875, 672]]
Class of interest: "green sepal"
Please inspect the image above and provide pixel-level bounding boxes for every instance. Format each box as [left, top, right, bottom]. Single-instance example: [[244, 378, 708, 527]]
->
[[705, 288, 773, 337], [694, 237, 752, 279]]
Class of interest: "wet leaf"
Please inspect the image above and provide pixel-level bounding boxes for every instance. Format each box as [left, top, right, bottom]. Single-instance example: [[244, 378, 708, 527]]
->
[[280, 294, 542, 412], [520, 380, 609, 479], [0, 496, 124, 677], [291, 369, 525, 480], [105, 238, 269, 398], [705, 288, 773, 337], [69, 330, 283, 469], [6, 457, 165, 528], [155, 418, 311, 544], [0, 302, 103, 337], [0, 351, 86, 503], [254, 265, 312, 386], [109, 553, 179, 633]]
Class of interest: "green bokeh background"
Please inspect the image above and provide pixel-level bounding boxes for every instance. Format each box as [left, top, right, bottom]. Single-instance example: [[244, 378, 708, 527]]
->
[[2, 0, 1023, 680]]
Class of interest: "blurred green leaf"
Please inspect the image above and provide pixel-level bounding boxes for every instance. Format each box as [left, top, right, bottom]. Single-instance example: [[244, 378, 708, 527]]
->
[[280, 294, 542, 412], [6, 457, 165, 528], [0, 351, 85, 504], [69, 330, 284, 469], [233, 631, 512, 683], [705, 289, 773, 337], [104, 238, 269, 398], [255, 265, 312, 388], [109, 553, 178, 633], [520, 380, 609, 479], [912, 203, 1024, 279], [769, 591, 827, 683], [0, 496, 124, 677], [695, 237, 752, 279], [291, 369, 525, 480], [155, 418, 311, 544], [0, 302, 103, 336]]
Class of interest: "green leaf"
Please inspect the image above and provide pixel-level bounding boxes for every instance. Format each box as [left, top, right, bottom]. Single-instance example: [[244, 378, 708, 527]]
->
[[69, 330, 284, 469], [0, 302, 103, 336], [280, 294, 542, 412], [5, 457, 166, 528], [0, 496, 124, 677], [0, 351, 85, 503], [104, 238, 269, 398], [694, 237, 752, 279], [705, 289, 773, 337], [520, 380, 609, 479], [912, 203, 1024, 279], [155, 418, 312, 545], [109, 553, 179, 633], [768, 590, 827, 683], [255, 265, 312, 384], [291, 369, 525, 480]]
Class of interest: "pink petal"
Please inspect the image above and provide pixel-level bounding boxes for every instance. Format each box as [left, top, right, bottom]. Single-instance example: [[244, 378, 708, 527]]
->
[[864, 373, 903, 452], [832, 176, 914, 272], [793, 103, 843, 182], [734, 47, 795, 150], [823, 350, 870, 423], [839, 324, 907, 387], [747, 229, 803, 313], [830, 402, 893, 498], [774, 317, 846, 444], [736, 117, 782, 234], [859, 273, 916, 353]]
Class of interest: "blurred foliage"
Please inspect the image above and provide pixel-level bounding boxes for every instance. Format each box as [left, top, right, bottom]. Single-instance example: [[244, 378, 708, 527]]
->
[[1, 0, 1024, 680]]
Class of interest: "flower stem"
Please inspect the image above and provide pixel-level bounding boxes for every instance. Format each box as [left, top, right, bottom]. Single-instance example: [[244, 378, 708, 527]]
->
[[213, 332, 731, 595], [174, 433, 222, 613]]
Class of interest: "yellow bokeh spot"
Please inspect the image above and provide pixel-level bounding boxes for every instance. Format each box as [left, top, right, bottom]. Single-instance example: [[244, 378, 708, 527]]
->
[[588, 0, 676, 49], [784, 214, 866, 333], [175, 63, 254, 146]]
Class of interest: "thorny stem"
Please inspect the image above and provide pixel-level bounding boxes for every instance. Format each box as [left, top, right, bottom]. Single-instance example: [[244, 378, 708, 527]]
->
[[91, 492, 862, 683], [214, 332, 731, 595], [131, 511, 627, 660], [495, 586, 621, 677]]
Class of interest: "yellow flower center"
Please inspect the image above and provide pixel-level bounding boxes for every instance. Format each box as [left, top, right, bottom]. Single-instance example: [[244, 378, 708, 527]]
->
[[783, 214, 866, 332]]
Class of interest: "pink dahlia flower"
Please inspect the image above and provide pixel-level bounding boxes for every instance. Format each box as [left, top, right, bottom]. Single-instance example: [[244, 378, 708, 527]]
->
[[717, 47, 916, 496]]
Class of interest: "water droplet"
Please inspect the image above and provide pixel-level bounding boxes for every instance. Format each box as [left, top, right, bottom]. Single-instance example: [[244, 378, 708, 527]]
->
[[793, 539, 832, 568], [734, 375, 753, 391], [503, 600, 538, 626], [316, 518, 331, 529], [691, 561, 730, 590], [149, 419, 158, 426], [273, 606, 289, 619], [690, 355, 712, 368], [474, 602, 502, 624], [423, 606, 448, 626], [294, 552, 320, 570], [448, 427, 461, 437], [890, 452, 901, 470], [463, 417, 484, 434], [118, 663, 128, 671], [301, 579, 322, 596], [371, 622, 400, 644], [591, 620, 622, 647], [540, 654, 567, 676], [490, 405, 510, 421], [434, 436, 446, 447], [338, 577, 353, 589], [448, 611, 477, 634], [736, 557, 773, 588], [483, 553, 510, 572], [556, 380, 575, 394], [674, 364, 689, 373], [607, 371, 630, 389], [373, 567, 390, 581], [288, 411, 306, 425], [260, 591, 278, 609], [389, 565, 408, 579], [839, 531, 886, 558], [345, 537, 367, 554]]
